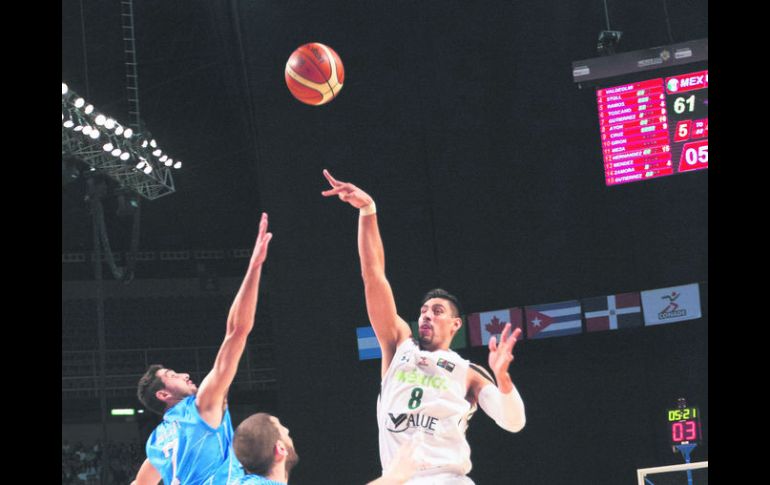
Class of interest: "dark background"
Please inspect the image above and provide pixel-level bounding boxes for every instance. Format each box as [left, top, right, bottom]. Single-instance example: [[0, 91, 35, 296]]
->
[[62, 1, 708, 484]]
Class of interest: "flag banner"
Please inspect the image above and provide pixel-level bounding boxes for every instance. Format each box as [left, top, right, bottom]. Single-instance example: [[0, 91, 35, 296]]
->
[[466, 308, 524, 347], [525, 300, 582, 339], [582, 292, 643, 332], [641, 283, 702, 325], [410, 318, 468, 349], [357, 326, 382, 360]]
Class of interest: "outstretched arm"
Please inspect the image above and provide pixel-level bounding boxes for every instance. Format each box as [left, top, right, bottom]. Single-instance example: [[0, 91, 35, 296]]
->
[[470, 324, 526, 432], [322, 169, 411, 377], [195, 212, 273, 428]]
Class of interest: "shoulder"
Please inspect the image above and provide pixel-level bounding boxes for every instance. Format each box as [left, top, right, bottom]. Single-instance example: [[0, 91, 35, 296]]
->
[[401, 338, 418, 351], [468, 362, 496, 386], [392, 338, 418, 359]]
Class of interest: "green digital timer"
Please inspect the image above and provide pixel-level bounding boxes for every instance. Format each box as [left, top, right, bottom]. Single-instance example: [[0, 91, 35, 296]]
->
[[667, 407, 698, 422], [666, 400, 701, 446]]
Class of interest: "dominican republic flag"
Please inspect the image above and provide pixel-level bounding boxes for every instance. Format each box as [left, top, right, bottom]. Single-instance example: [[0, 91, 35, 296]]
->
[[582, 292, 643, 332], [467, 308, 524, 347], [525, 300, 582, 339], [641, 283, 702, 325], [410, 318, 468, 349], [357, 326, 381, 360]]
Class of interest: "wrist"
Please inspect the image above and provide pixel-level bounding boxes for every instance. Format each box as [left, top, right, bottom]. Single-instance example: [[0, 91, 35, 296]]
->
[[495, 372, 513, 393], [359, 201, 377, 216]]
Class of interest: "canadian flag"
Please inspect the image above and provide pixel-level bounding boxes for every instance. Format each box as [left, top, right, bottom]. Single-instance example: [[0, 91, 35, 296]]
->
[[467, 308, 524, 347]]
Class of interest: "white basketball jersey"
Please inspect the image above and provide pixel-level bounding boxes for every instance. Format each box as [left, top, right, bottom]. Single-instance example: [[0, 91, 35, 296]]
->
[[378, 339, 477, 479]]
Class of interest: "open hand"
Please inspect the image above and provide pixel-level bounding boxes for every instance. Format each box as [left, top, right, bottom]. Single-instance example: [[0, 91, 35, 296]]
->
[[382, 434, 426, 483], [250, 212, 273, 267], [321, 169, 374, 209], [488, 324, 522, 378]]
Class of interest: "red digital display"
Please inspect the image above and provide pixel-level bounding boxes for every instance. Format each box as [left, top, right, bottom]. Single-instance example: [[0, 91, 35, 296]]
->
[[666, 405, 702, 446], [671, 420, 698, 442], [596, 69, 708, 186]]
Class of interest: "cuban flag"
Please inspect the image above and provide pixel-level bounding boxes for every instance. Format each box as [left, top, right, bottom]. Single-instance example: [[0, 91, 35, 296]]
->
[[466, 308, 524, 347], [357, 326, 381, 360], [582, 292, 643, 332], [525, 300, 583, 339]]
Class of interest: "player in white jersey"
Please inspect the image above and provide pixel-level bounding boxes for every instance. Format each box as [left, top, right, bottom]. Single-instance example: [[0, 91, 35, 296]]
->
[[322, 170, 526, 484]]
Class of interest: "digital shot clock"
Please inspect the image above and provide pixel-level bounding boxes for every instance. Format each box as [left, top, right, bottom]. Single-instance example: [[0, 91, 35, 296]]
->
[[666, 399, 702, 446]]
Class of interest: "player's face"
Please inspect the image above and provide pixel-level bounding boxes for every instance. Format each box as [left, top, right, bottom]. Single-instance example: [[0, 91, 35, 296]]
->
[[271, 416, 299, 470], [271, 416, 294, 448], [157, 368, 198, 398], [418, 298, 461, 350]]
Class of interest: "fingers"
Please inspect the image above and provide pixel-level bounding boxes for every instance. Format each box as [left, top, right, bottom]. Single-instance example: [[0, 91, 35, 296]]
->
[[321, 185, 349, 197], [503, 327, 520, 353], [322, 169, 340, 187], [258, 212, 268, 237], [499, 323, 512, 344], [488, 336, 497, 353]]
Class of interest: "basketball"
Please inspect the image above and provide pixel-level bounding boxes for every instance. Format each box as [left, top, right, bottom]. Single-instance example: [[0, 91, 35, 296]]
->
[[285, 42, 345, 106]]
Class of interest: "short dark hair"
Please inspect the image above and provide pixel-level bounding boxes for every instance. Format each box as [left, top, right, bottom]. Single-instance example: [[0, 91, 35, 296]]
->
[[233, 413, 281, 476], [137, 364, 166, 415], [421, 288, 463, 317]]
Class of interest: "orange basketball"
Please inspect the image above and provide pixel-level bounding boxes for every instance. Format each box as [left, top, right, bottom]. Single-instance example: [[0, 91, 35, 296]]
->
[[285, 42, 345, 106]]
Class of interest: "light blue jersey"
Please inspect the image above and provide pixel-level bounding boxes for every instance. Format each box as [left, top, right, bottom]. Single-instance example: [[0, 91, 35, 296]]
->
[[231, 474, 286, 485], [211, 445, 246, 484], [146, 395, 235, 485], [212, 449, 287, 485]]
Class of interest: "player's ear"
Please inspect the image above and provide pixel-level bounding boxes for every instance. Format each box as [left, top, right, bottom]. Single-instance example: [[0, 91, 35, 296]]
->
[[155, 389, 171, 402], [275, 441, 288, 460]]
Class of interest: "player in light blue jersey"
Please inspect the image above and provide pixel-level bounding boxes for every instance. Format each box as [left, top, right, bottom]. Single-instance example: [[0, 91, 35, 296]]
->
[[217, 412, 420, 484], [131, 213, 273, 485]]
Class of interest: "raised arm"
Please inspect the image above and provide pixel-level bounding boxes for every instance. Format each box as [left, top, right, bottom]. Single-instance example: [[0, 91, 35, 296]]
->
[[469, 324, 526, 432], [322, 169, 411, 376], [195, 212, 273, 427]]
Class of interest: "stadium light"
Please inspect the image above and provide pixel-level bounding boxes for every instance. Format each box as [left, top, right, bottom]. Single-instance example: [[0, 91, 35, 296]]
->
[[62, 83, 177, 200]]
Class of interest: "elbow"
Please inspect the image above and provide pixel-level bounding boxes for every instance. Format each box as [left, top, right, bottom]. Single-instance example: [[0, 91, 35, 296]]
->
[[509, 417, 526, 433], [500, 415, 525, 433], [360, 268, 373, 282], [225, 319, 253, 339], [361, 267, 385, 285]]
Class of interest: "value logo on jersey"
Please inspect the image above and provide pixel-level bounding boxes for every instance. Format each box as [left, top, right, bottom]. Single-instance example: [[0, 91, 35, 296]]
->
[[386, 412, 439, 434]]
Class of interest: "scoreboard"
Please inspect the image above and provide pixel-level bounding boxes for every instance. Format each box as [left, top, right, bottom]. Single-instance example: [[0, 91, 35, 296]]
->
[[572, 38, 708, 187], [666, 404, 703, 446], [598, 70, 708, 186]]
